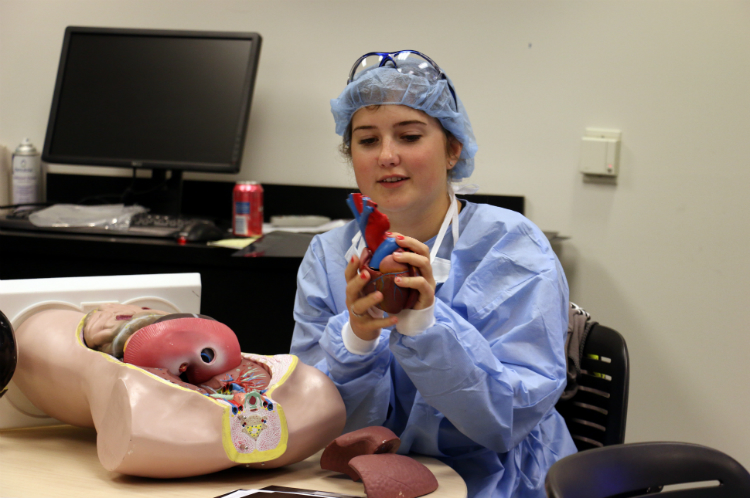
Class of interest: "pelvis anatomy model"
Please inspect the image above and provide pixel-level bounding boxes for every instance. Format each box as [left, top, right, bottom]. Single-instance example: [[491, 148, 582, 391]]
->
[[10, 303, 345, 478]]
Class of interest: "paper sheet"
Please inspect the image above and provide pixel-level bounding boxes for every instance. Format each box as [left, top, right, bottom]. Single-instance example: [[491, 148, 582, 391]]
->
[[207, 237, 260, 249]]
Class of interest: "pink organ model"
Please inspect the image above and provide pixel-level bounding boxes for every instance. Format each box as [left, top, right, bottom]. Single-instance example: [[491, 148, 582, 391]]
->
[[123, 314, 242, 385], [347, 193, 420, 314], [11, 303, 345, 478]]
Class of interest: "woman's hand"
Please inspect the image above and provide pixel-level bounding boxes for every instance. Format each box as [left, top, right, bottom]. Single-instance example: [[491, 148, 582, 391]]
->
[[387, 232, 436, 311], [346, 254, 398, 341]]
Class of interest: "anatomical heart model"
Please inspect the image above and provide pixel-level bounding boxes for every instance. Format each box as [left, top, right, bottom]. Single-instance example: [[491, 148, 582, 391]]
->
[[347, 194, 419, 315]]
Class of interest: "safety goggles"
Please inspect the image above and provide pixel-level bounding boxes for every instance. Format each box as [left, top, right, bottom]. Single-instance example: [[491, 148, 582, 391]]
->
[[347, 50, 458, 110]]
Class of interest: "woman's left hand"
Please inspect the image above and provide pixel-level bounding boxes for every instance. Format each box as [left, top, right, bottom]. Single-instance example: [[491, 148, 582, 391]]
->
[[386, 232, 436, 311]]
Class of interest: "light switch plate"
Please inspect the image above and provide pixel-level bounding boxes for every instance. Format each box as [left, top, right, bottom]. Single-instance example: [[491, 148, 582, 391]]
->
[[580, 128, 621, 177]]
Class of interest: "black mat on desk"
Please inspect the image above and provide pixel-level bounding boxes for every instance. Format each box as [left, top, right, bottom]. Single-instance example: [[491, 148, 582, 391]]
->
[[233, 232, 316, 258]]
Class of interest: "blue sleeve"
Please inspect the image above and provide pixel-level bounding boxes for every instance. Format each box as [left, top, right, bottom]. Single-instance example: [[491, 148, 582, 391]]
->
[[389, 222, 569, 454], [290, 237, 394, 431]]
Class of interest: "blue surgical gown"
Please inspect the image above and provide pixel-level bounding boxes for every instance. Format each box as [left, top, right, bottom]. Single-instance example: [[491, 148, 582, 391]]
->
[[291, 201, 577, 498]]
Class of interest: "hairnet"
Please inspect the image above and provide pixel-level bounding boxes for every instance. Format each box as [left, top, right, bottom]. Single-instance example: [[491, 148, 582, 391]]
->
[[331, 62, 478, 181]]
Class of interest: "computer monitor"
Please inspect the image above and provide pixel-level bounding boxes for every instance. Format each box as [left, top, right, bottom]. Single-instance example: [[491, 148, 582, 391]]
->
[[42, 27, 262, 213]]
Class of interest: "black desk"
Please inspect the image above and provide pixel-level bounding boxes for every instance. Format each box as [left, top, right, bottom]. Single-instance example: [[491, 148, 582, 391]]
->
[[0, 228, 306, 354], [2, 177, 524, 354]]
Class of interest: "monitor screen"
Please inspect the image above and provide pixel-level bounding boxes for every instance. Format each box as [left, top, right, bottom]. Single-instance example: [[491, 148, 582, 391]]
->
[[43, 27, 262, 174]]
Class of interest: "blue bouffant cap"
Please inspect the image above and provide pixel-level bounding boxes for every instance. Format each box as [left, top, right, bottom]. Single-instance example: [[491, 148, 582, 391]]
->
[[330, 60, 478, 181]]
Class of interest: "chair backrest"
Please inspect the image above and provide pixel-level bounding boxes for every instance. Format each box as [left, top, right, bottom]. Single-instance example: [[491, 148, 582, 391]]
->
[[545, 441, 750, 497], [555, 323, 629, 450], [0, 309, 16, 399]]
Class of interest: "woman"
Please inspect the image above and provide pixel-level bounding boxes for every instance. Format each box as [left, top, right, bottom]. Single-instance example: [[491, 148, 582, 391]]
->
[[291, 51, 576, 497]]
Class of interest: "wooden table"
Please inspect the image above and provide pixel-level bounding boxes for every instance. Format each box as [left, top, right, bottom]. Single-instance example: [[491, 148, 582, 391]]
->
[[0, 425, 467, 497]]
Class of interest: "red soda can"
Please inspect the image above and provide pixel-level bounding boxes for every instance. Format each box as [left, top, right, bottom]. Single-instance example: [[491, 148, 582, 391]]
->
[[233, 181, 263, 237]]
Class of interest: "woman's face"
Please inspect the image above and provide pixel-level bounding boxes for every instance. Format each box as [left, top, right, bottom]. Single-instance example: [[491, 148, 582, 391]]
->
[[350, 105, 461, 220]]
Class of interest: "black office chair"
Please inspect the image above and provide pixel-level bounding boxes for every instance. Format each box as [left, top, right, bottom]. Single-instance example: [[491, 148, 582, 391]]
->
[[556, 323, 629, 450], [0, 309, 17, 399], [545, 441, 750, 497]]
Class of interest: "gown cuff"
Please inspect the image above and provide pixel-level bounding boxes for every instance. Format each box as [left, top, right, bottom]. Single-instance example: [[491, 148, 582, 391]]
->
[[342, 320, 380, 355], [394, 303, 435, 336]]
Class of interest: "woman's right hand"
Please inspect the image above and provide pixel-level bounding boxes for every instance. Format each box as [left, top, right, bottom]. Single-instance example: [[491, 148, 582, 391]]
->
[[345, 254, 398, 341]]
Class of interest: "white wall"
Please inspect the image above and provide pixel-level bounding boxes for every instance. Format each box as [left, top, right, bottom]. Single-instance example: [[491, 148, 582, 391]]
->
[[1, 0, 749, 470]]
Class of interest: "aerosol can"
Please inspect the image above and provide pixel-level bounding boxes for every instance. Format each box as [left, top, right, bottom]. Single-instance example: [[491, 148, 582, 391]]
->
[[11, 138, 42, 207]]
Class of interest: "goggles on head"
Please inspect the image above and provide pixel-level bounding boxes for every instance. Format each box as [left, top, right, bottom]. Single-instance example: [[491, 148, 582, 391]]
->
[[347, 50, 458, 111]]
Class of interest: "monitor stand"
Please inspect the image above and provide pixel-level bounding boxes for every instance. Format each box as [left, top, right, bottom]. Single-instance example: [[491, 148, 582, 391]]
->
[[137, 169, 183, 215]]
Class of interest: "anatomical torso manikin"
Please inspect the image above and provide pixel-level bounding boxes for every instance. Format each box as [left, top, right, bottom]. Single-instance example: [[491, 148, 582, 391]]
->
[[12, 303, 345, 478]]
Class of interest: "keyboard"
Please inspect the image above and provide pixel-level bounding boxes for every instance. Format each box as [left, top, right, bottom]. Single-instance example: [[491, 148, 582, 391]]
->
[[128, 213, 213, 236], [0, 209, 213, 239]]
